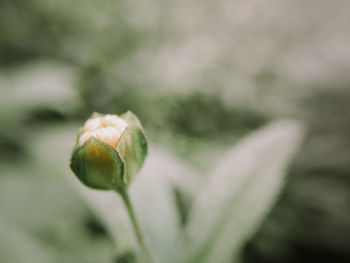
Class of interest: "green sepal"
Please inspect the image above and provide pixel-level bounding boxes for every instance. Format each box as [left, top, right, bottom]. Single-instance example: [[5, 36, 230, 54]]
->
[[117, 111, 148, 184], [120, 110, 143, 129], [70, 137, 126, 191]]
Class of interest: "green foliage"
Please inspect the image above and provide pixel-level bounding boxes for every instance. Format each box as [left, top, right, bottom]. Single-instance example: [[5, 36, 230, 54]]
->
[[0, 0, 348, 261], [0, 163, 116, 263], [0, 0, 145, 67], [183, 121, 305, 263], [0, 64, 303, 262], [29, 119, 303, 263]]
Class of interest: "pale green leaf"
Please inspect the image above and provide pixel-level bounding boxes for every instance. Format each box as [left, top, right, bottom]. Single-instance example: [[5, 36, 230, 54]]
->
[[129, 146, 202, 263], [0, 158, 116, 263], [0, 217, 54, 263], [183, 120, 305, 263], [0, 61, 80, 130]]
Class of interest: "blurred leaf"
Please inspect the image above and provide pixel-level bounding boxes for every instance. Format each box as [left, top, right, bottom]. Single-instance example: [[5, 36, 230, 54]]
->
[[183, 120, 305, 263], [0, 216, 54, 263], [0, 61, 80, 131], [0, 160, 116, 263], [129, 147, 202, 263]]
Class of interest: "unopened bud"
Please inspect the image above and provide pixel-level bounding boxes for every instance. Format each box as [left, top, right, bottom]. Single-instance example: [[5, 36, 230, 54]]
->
[[70, 111, 148, 192]]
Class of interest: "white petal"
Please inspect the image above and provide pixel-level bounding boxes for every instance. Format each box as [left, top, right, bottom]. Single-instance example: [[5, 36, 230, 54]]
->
[[95, 127, 122, 148], [83, 117, 102, 131], [102, 114, 128, 132]]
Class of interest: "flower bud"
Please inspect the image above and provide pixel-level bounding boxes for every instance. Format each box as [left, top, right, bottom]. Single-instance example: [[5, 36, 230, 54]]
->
[[70, 111, 148, 192]]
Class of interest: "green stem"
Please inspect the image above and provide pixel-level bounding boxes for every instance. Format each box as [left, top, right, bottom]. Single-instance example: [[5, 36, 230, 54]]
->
[[119, 188, 154, 263]]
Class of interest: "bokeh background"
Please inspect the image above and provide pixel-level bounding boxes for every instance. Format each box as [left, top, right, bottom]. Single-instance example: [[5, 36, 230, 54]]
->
[[1, 0, 350, 262]]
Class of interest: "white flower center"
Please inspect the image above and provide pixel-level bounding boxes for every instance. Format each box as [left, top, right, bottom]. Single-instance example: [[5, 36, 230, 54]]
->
[[79, 114, 128, 148]]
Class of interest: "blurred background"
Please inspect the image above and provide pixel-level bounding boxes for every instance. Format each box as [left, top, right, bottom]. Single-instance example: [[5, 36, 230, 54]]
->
[[0, 0, 349, 262]]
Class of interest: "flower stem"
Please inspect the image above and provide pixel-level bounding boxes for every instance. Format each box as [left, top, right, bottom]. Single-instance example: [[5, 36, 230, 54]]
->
[[119, 188, 154, 263]]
